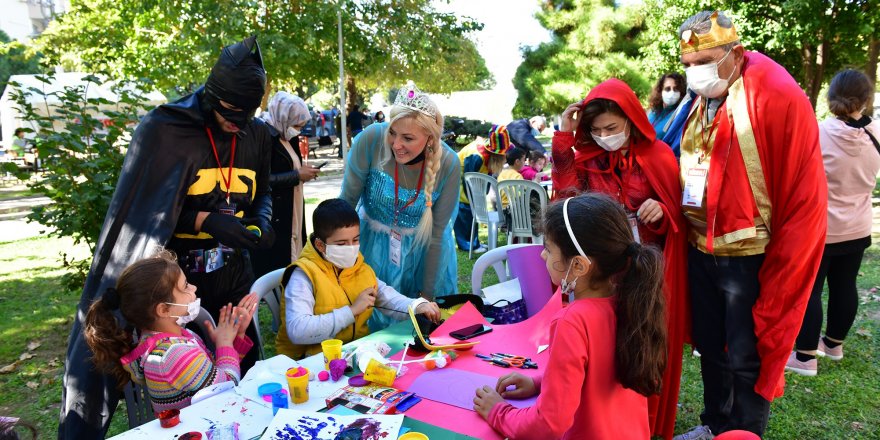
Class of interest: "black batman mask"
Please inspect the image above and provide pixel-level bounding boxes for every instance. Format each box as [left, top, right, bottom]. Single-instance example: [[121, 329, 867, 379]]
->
[[203, 35, 267, 130]]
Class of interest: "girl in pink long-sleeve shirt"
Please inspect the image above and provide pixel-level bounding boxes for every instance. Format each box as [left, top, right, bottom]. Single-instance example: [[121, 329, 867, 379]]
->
[[473, 193, 667, 439], [84, 250, 257, 413]]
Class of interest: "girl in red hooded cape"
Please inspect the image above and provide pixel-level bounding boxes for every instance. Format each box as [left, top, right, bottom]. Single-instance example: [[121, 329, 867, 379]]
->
[[552, 78, 688, 440]]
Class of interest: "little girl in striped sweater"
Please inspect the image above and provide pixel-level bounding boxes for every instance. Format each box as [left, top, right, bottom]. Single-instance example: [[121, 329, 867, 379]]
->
[[84, 250, 257, 413]]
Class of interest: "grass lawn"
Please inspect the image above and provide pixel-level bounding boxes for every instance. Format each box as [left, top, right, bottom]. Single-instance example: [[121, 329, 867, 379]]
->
[[1, 227, 878, 438]]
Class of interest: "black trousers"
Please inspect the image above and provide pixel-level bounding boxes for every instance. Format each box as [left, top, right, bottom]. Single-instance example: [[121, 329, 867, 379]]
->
[[184, 250, 260, 373], [796, 237, 869, 350], [689, 246, 770, 436]]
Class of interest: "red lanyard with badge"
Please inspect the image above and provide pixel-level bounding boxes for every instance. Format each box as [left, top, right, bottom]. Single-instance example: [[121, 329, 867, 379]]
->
[[682, 99, 723, 208], [389, 161, 425, 267], [205, 127, 237, 207]]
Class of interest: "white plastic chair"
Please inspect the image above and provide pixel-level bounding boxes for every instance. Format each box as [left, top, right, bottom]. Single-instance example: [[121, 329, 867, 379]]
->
[[472, 243, 554, 318], [249, 268, 285, 360], [192, 307, 218, 354], [470, 243, 534, 296], [463, 172, 503, 259], [498, 180, 547, 245]]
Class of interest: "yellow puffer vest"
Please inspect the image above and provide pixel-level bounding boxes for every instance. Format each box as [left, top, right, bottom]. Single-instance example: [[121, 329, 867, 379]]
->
[[457, 139, 491, 204], [275, 242, 377, 359]]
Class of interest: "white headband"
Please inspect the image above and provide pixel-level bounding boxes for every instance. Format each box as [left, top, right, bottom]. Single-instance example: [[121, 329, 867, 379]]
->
[[563, 198, 588, 259]]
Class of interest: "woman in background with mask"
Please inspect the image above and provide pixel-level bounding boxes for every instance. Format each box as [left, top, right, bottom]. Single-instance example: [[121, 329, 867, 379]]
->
[[647, 73, 687, 141], [252, 92, 322, 278], [552, 78, 689, 440], [275, 199, 440, 359], [84, 250, 257, 413]]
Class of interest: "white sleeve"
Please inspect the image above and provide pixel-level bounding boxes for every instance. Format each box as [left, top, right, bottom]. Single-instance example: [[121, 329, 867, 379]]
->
[[285, 268, 356, 345], [374, 278, 428, 320]]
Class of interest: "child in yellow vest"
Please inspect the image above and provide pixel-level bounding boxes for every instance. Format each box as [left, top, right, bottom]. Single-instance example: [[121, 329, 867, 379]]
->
[[275, 199, 441, 359]]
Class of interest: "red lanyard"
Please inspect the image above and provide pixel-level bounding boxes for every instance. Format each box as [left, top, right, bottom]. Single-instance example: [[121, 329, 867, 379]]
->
[[205, 127, 237, 205], [586, 149, 637, 211], [393, 161, 426, 225]]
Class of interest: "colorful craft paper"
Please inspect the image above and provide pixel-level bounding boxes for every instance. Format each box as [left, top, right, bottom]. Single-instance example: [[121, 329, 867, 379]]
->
[[260, 408, 404, 440], [407, 367, 537, 410]]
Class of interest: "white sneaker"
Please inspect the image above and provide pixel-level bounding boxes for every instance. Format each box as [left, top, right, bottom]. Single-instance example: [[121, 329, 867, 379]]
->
[[473, 245, 488, 254], [673, 425, 714, 440]]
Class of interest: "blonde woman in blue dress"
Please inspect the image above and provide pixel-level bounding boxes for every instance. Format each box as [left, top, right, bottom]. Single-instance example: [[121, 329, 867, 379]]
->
[[341, 82, 460, 329]]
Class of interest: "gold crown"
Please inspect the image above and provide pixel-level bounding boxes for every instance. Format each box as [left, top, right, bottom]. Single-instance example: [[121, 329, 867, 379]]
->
[[680, 11, 739, 54]]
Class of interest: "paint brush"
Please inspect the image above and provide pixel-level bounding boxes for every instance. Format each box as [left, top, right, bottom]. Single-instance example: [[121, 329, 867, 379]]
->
[[395, 343, 410, 375]]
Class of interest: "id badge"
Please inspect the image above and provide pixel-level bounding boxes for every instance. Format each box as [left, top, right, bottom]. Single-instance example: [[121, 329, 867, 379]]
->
[[217, 203, 237, 251], [682, 167, 708, 208], [627, 213, 641, 244], [204, 247, 225, 273], [390, 230, 402, 267], [188, 249, 205, 273]]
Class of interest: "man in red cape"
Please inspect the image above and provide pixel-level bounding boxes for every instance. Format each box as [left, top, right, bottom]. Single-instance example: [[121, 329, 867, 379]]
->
[[673, 11, 826, 440], [552, 78, 689, 440]]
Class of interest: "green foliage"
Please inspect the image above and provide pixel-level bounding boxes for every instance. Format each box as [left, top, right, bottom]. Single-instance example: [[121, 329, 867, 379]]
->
[[444, 115, 493, 141], [640, 1, 880, 108], [36, 0, 492, 98], [512, 0, 651, 116], [0, 30, 45, 85], [6, 74, 153, 290]]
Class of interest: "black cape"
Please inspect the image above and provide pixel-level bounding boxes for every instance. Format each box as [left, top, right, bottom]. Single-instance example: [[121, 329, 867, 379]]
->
[[58, 88, 272, 439]]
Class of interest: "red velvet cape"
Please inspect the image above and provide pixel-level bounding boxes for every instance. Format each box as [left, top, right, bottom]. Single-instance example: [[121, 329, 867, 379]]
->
[[551, 78, 688, 439]]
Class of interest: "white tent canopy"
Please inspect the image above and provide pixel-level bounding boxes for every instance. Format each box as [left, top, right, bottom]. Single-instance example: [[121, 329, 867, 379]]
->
[[0, 73, 166, 149]]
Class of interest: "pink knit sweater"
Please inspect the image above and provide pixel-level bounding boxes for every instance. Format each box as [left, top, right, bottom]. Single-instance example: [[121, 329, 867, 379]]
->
[[820, 118, 880, 244]]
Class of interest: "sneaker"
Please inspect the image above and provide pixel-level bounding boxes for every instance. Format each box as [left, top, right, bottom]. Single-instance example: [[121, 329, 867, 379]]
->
[[673, 425, 715, 440], [784, 351, 817, 376], [473, 245, 488, 254], [817, 337, 843, 360]]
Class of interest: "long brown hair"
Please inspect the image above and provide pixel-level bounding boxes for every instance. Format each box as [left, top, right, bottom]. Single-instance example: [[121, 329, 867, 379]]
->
[[648, 73, 686, 113], [84, 250, 181, 388], [576, 98, 646, 148], [543, 193, 667, 396]]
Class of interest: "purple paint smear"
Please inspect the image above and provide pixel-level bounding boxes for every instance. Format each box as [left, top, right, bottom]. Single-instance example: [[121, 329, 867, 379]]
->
[[407, 367, 537, 410], [272, 416, 394, 440]]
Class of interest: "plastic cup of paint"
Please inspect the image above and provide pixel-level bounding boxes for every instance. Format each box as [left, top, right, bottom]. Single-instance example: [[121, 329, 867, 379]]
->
[[321, 339, 343, 370], [272, 391, 289, 415], [398, 433, 429, 440], [157, 409, 180, 428], [286, 366, 310, 404], [179, 432, 203, 440]]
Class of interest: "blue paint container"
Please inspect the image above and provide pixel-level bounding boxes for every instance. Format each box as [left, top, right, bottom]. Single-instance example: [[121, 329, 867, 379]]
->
[[272, 391, 289, 415]]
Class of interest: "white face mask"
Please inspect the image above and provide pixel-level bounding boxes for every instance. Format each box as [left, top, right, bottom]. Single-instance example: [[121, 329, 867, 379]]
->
[[165, 297, 201, 326], [686, 49, 736, 99], [662, 90, 681, 107], [591, 121, 629, 152], [323, 244, 359, 269], [560, 260, 578, 296], [286, 126, 301, 140]]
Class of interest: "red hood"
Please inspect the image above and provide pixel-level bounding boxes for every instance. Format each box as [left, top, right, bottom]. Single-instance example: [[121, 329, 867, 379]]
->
[[575, 78, 656, 149]]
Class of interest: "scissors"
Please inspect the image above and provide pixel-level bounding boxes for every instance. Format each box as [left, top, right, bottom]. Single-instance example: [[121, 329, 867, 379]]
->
[[476, 353, 511, 368], [491, 352, 538, 369]]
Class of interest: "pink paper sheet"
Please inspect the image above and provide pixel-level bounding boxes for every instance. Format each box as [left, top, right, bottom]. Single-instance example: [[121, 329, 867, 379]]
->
[[390, 291, 564, 440], [407, 367, 537, 410]]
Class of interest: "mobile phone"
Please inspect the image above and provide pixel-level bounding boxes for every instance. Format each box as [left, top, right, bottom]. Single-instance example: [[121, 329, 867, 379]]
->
[[315, 161, 329, 169], [449, 324, 492, 340]]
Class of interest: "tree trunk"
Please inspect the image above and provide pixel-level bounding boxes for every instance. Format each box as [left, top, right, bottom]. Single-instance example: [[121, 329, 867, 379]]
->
[[865, 36, 879, 117], [802, 43, 816, 106], [808, 38, 828, 110], [345, 76, 359, 111]]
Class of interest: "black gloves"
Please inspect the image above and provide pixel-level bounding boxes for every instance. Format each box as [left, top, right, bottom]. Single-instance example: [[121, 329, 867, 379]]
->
[[243, 217, 276, 250], [201, 213, 260, 251]]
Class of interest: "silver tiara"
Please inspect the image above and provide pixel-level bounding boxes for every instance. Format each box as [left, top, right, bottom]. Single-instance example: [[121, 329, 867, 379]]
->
[[393, 81, 436, 117]]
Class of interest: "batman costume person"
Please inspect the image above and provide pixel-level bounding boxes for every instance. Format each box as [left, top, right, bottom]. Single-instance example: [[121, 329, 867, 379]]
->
[[58, 36, 274, 438]]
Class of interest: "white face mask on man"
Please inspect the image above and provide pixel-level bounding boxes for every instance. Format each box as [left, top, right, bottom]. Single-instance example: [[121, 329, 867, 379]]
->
[[165, 297, 201, 327], [591, 121, 629, 152], [686, 49, 736, 99], [323, 243, 360, 269]]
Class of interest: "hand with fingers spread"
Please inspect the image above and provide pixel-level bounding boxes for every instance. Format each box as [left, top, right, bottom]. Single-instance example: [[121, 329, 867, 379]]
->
[[473, 385, 506, 420], [495, 372, 538, 399], [234, 293, 259, 338], [560, 102, 583, 132], [636, 198, 664, 224], [350, 287, 377, 316], [205, 303, 239, 348]]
